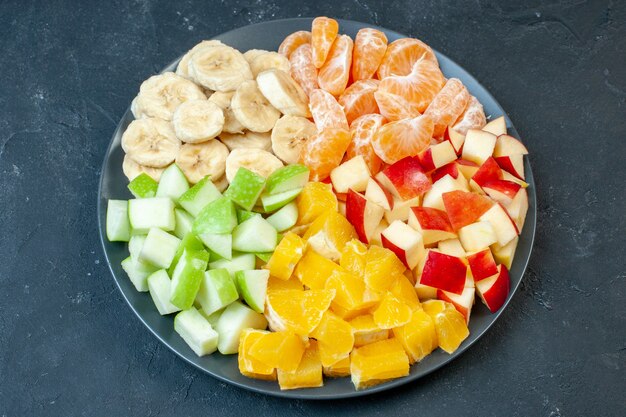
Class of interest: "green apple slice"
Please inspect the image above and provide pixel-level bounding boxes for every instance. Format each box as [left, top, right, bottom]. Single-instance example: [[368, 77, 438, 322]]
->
[[156, 164, 189, 202], [106, 200, 131, 242], [170, 249, 210, 310], [223, 167, 266, 211], [216, 301, 268, 354], [235, 270, 269, 313], [232, 216, 277, 253], [121, 256, 158, 292], [260, 187, 302, 212], [174, 307, 219, 356], [195, 268, 239, 315], [173, 208, 194, 239], [265, 164, 309, 195], [208, 253, 256, 277], [147, 269, 181, 315], [198, 232, 232, 260], [128, 197, 175, 233], [192, 196, 237, 235], [138, 228, 181, 269], [127, 173, 158, 198], [168, 233, 204, 275], [255, 252, 273, 263], [178, 175, 222, 217], [237, 209, 260, 224], [265, 201, 298, 232], [199, 308, 224, 328], [128, 234, 147, 260]]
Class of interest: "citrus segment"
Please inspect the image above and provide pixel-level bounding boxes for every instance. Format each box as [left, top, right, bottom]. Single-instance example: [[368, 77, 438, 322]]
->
[[278, 30, 312, 58], [352, 28, 388, 81], [350, 315, 390, 347], [238, 329, 277, 380], [339, 239, 369, 277], [296, 181, 338, 225], [371, 115, 434, 165], [350, 338, 410, 389], [300, 128, 351, 181], [294, 249, 344, 289], [325, 270, 379, 319], [289, 44, 318, 97], [346, 114, 385, 175], [248, 330, 306, 372], [265, 232, 306, 280], [453, 95, 487, 134], [308, 89, 349, 131], [364, 246, 406, 292], [422, 299, 469, 353], [303, 209, 357, 261], [318, 34, 353, 96], [311, 17, 339, 68], [277, 340, 323, 390], [267, 275, 304, 293], [424, 78, 470, 138], [372, 292, 412, 329], [265, 289, 335, 335], [377, 37, 437, 79], [323, 356, 351, 377], [392, 309, 438, 364], [374, 90, 421, 122], [311, 311, 355, 367], [389, 274, 421, 311], [338, 79, 380, 124]]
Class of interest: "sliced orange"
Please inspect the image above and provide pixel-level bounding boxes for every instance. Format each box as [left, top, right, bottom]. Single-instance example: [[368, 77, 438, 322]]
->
[[346, 113, 385, 175], [350, 338, 410, 390], [374, 90, 421, 122], [350, 314, 390, 347], [339, 238, 369, 277], [377, 37, 438, 79], [422, 299, 469, 353], [277, 340, 323, 390], [265, 232, 306, 280], [238, 329, 277, 380], [392, 309, 438, 364], [389, 273, 421, 311], [294, 249, 344, 289], [372, 292, 412, 329], [309, 88, 349, 131], [352, 28, 388, 81], [311, 17, 339, 68], [303, 209, 357, 261], [323, 355, 351, 377], [289, 43, 318, 97], [267, 275, 304, 293], [311, 310, 355, 367], [338, 79, 380, 124], [300, 127, 351, 181], [424, 78, 470, 138], [325, 269, 379, 319], [278, 30, 312, 58], [296, 181, 338, 225], [248, 330, 306, 372], [453, 95, 487, 134], [364, 245, 406, 292], [371, 114, 434, 164], [266, 288, 335, 335], [318, 34, 353, 96]]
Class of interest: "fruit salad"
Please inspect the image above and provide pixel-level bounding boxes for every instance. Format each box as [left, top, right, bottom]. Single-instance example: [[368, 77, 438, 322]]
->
[[106, 16, 530, 392]]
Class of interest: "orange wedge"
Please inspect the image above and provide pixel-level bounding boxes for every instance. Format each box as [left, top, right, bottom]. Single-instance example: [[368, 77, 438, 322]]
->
[[422, 299, 469, 353], [248, 331, 306, 372], [265, 232, 306, 280], [294, 249, 344, 289], [277, 340, 323, 390], [372, 292, 412, 329], [296, 181, 338, 225], [350, 314, 390, 347], [238, 329, 277, 380], [364, 246, 405, 292], [266, 289, 335, 335], [311, 311, 355, 367], [392, 309, 438, 364], [303, 209, 357, 261], [350, 338, 410, 389]]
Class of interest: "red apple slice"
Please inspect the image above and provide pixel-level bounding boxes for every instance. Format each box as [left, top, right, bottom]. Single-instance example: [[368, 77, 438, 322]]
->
[[432, 162, 459, 183], [368, 219, 389, 247], [494, 134, 528, 157], [476, 264, 510, 313], [419, 250, 467, 295], [408, 207, 456, 245], [455, 159, 480, 180], [458, 221, 498, 252], [462, 129, 497, 165], [444, 126, 465, 155], [482, 116, 507, 136], [491, 236, 518, 270], [495, 155, 525, 180], [364, 177, 394, 210], [438, 287, 475, 323], [442, 190, 494, 231], [467, 249, 498, 282], [381, 220, 425, 270], [384, 196, 419, 223], [345, 190, 385, 244], [471, 157, 503, 189], [375, 156, 431, 200], [506, 188, 529, 231], [482, 180, 521, 206], [422, 174, 468, 211], [438, 238, 466, 258], [479, 203, 518, 246], [418, 141, 457, 172], [330, 155, 372, 193]]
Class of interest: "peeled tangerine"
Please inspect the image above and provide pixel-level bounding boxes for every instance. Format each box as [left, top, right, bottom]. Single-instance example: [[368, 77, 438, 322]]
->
[[311, 311, 355, 367], [303, 209, 357, 261], [266, 289, 335, 336], [364, 246, 406, 292], [422, 300, 469, 354], [325, 269, 379, 320], [277, 340, 323, 390], [299, 128, 351, 181], [238, 329, 277, 380], [265, 232, 306, 280], [392, 309, 438, 364], [350, 338, 410, 390], [247, 330, 306, 372], [294, 249, 344, 289], [296, 182, 338, 225]]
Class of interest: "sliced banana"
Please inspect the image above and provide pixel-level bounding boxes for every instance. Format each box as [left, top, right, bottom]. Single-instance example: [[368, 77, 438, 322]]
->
[[213, 174, 229, 192], [131, 72, 206, 121], [173, 99, 224, 143], [121, 118, 181, 168], [122, 154, 165, 181], [271, 115, 317, 164], [208, 91, 245, 134], [188, 45, 253, 92], [243, 49, 270, 64], [219, 131, 272, 152], [175, 140, 230, 184], [249, 51, 291, 78], [176, 40, 224, 79], [231, 80, 281, 133], [225, 148, 284, 182], [256, 69, 311, 117]]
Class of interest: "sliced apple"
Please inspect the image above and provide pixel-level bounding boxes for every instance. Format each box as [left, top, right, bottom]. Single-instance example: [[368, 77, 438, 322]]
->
[[502, 170, 528, 187], [381, 220, 425, 269], [422, 174, 468, 211], [506, 188, 529, 231], [375, 156, 431, 200], [491, 236, 518, 270], [462, 129, 497, 165], [408, 207, 455, 245], [418, 141, 457, 172], [458, 221, 498, 252], [476, 264, 510, 313], [482, 180, 521, 206], [471, 157, 503, 190], [495, 155, 525, 180], [479, 203, 518, 246], [482, 116, 507, 136], [346, 190, 385, 244], [437, 287, 475, 323], [431, 162, 459, 183], [364, 177, 394, 210], [467, 248, 498, 282], [494, 134, 528, 157], [419, 250, 467, 295], [455, 159, 480, 180], [413, 254, 438, 300], [442, 190, 494, 231], [444, 126, 465, 155], [330, 155, 371, 193], [368, 219, 389, 247], [384, 196, 420, 223], [437, 238, 466, 258]]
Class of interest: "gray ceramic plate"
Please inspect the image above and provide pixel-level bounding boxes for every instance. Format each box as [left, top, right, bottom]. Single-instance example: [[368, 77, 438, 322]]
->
[[98, 18, 536, 399]]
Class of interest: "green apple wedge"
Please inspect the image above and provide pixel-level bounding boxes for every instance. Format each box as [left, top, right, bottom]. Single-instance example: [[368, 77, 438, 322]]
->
[[139, 227, 181, 269], [264, 164, 309, 195], [173, 208, 194, 239], [255, 252, 273, 263], [128, 197, 176, 233], [147, 269, 181, 315], [195, 268, 239, 315], [128, 234, 147, 259], [127, 173, 158, 198], [237, 209, 260, 224], [198, 232, 232, 260], [192, 196, 237, 235], [170, 248, 210, 310], [106, 200, 131, 242], [174, 307, 219, 356], [260, 187, 302, 212], [199, 308, 224, 328], [121, 256, 158, 292], [223, 167, 266, 211], [232, 215, 278, 253], [168, 233, 204, 275], [178, 175, 222, 217], [235, 270, 269, 313], [265, 201, 298, 232], [215, 301, 268, 354], [156, 164, 189, 202], [208, 253, 256, 277]]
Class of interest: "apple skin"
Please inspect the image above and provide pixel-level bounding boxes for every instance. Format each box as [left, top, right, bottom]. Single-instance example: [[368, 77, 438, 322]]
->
[[494, 134, 528, 157], [467, 249, 499, 282], [420, 250, 467, 295], [495, 155, 525, 180], [418, 141, 457, 172], [476, 265, 510, 313], [375, 156, 431, 200], [482, 180, 521, 206], [482, 116, 507, 136], [380, 220, 425, 270], [364, 177, 394, 210], [443, 126, 465, 155], [442, 190, 494, 231], [346, 189, 385, 244], [408, 207, 456, 245], [478, 203, 519, 246], [431, 162, 459, 183], [437, 287, 475, 323], [471, 157, 503, 189]]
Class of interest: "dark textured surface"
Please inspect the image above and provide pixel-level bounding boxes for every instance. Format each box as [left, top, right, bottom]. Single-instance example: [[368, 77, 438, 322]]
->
[[0, 0, 624, 415]]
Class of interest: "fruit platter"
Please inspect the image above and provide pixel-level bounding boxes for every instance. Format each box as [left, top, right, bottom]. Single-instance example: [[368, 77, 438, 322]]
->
[[98, 18, 535, 398]]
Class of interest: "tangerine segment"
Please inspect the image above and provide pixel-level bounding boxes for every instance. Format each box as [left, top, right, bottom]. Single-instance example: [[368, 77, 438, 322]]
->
[[277, 340, 323, 390], [339, 239, 369, 277], [377, 37, 438, 79], [422, 300, 469, 354], [372, 292, 413, 329], [347, 114, 385, 175], [325, 270, 379, 319], [267, 275, 304, 293], [303, 209, 357, 261], [350, 338, 410, 390], [278, 30, 312, 58], [300, 127, 351, 181], [265, 232, 306, 280], [248, 331, 306, 372], [350, 315, 390, 347], [311, 311, 355, 367], [389, 274, 421, 311], [318, 34, 354, 96], [371, 114, 434, 165], [338, 79, 380, 124], [424, 78, 470, 138], [374, 90, 421, 122], [296, 181, 338, 225], [294, 249, 344, 289], [266, 289, 335, 335], [323, 356, 351, 377], [239, 329, 277, 380], [392, 309, 438, 364], [289, 44, 318, 97], [309, 89, 349, 131], [311, 16, 339, 68], [378, 56, 445, 113], [453, 95, 487, 134], [352, 28, 388, 81], [364, 246, 406, 292]]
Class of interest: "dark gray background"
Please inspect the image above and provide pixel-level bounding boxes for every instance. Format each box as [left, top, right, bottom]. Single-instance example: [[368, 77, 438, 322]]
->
[[1, 0, 624, 416]]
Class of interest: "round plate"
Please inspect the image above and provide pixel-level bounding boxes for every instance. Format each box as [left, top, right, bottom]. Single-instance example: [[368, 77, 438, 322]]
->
[[98, 18, 536, 400]]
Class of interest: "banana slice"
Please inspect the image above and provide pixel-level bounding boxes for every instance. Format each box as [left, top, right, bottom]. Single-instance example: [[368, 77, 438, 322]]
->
[[173, 99, 224, 143], [131, 72, 206, 121], [176, 40, 224, 79], [208, 91, 245, 134], [271, 115, 317, 164], [256, 69, 311, 117], [225, 148, 284, 183], [243, 49, 270, 64], [175, 140, 230, 184], [122, 154, 165, 181], [219, 131, 272, 152], [121, 118, 181, 168], [231, 80, 281, 133], [189, 45, 253, 92], [249, 51, 291, 78], [213, 175, 229, 192]]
